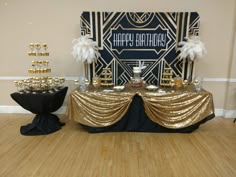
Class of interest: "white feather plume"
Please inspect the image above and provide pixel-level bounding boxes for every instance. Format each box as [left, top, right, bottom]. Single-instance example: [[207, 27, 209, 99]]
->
[[177, 36, 207, 61], [72, 35, 100, 64]]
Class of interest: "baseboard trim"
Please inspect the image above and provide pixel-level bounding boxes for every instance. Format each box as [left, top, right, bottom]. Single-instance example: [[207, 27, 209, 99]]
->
[[203, 78, 236, 83], [0, 106, 235, 118], [213, 109, 223, 117], [0, 106, 67, 114], [223, 109, 236, 118], [1, 77, 236, 83]]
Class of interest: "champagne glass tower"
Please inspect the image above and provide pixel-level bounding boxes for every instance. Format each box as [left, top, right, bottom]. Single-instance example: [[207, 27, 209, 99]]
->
[[14, 43, 65, 92]]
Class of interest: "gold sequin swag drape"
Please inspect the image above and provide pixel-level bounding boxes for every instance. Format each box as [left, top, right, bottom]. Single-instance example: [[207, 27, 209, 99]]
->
[[66, 87, 214, 129]]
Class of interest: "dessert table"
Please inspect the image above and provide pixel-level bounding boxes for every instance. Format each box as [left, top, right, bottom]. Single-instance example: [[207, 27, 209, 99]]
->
[[11, 87, 68, 135], [66, 85, 215, 133]]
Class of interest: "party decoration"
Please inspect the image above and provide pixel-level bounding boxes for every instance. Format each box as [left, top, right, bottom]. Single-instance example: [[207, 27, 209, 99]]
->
[[14, 43, 65, 92], [100, 68, 113, 87], [72, 35, 100, 64], [177, 36, 207, 81], [80, 11, 200, 84], [130, 61, 146, 87], [160, 64, 173, 88], [177, 36, 207, 61]]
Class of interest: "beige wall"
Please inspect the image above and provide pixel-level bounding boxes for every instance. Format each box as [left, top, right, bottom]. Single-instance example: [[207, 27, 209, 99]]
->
[[225, 2, 236, 113], [0, 0, 235, 117]]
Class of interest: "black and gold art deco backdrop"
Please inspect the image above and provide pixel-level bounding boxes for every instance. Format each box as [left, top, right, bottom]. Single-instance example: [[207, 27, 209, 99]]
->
[[80, 12, 200, 85]]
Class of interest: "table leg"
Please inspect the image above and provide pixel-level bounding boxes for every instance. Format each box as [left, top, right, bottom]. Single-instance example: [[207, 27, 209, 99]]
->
[[20, 113, 65, 135]]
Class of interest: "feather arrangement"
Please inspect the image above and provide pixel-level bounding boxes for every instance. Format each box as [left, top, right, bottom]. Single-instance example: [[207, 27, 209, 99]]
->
[[177, 36, 207, 61], [72, 35, 100, 64]]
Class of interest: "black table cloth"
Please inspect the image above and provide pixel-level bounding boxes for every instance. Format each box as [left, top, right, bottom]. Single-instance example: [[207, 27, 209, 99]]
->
[[81, 95, 215, 133], [67, 85, 215, 133], [10, 87, 68, 135]]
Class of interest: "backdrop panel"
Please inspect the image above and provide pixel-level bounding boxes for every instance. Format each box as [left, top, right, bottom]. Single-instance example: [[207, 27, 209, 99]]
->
[[80, 12, 200, 85]]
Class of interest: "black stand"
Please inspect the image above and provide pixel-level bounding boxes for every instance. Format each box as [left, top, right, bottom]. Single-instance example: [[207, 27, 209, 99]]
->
[[11, 87, 68, 136], [234, 118, 236, 123], [20, 114, 65, 135]]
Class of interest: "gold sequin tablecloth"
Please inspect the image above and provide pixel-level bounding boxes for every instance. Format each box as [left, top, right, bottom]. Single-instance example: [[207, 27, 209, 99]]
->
[[66, 85, 215, 130]]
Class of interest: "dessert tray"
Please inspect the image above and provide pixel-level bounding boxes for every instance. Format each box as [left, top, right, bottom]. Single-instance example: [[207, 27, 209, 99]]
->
[[113, 85, 125, 91], [146, 85, 158, 91]]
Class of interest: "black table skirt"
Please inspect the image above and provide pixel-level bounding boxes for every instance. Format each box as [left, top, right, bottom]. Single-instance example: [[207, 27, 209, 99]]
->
[[81, 95, 215, 133], [20, 113, 65, 135], [11, 87, 68, 135]]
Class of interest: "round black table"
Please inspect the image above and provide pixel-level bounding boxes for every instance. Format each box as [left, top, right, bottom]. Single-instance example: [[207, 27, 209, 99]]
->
[[10, 87, 68, 135]]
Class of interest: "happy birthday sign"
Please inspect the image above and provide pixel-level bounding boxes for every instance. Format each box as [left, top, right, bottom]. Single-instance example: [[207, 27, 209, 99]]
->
[[110, 25, 170, 54], [80, 12, 200, 85]]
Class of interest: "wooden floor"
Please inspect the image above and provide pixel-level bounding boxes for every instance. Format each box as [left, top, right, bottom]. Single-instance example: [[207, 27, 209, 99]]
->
[[0, 114, 235, 177]]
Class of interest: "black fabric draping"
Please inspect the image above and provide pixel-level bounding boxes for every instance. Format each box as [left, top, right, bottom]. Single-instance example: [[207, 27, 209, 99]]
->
[[10, 87, 68, 135], [81, 94, 215, 133]]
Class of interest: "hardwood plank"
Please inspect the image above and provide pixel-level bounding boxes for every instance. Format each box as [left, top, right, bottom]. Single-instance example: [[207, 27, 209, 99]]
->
[[0, 114, 235, 177]]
